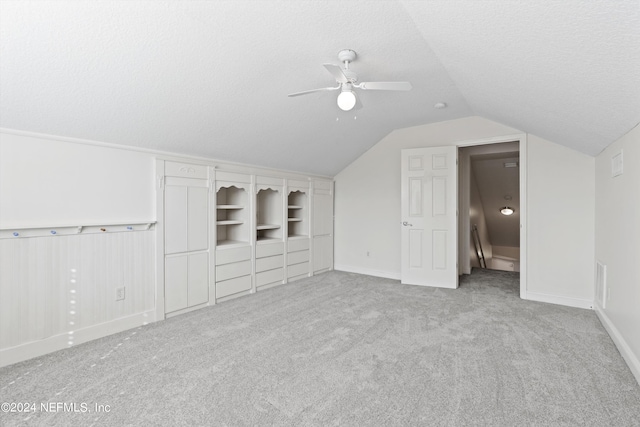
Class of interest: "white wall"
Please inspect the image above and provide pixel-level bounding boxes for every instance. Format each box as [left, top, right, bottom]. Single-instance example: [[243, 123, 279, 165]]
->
[[0, 130, 158, 367], [0, 131, 156, 228], [334, 117, 595, 311], [526, 135, 594, 307], [594, 123, 640, 383], [492, 245, 520, 259], [334, 116, 520, 278], [469, 162, 492, 268]]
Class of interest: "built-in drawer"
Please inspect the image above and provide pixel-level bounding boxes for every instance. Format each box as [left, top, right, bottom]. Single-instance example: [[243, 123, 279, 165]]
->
[[216, 260, 251, 282], [216, 245, 251, 265], [256, 255, 284, 273], [256, 242, 284, 258], [165, 161, 208, 179], [216, 275, 251, 299], [287, 250, 309, 266], [256, 268, 284, 287], [287, 262, 309, 278], [287, 238, 309, 253]]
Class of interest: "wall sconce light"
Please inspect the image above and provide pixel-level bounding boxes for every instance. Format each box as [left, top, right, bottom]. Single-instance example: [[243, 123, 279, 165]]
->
[[500, 206, 514, 216]]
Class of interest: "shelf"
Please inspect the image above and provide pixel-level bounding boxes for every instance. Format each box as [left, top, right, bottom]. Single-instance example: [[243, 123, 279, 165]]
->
[[257, 237, 282, 243], [287, 205, 303, 209], [217, 220, 244, 225], [287, 218, 302, 222], [288, 234, 308, 240], [0, 222, 156, 239], [216, 240, 249, 248], [256, 224, 281, 230], [217, 205, 244, 210]]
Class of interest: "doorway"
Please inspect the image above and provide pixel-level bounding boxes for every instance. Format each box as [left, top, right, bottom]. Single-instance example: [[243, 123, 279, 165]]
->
[[458, 137, 527, 298], [399, 136, 527, 296]]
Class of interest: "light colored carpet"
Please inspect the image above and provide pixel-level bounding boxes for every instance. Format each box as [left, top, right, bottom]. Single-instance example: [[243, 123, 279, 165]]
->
[[1, 269, 639, 426]]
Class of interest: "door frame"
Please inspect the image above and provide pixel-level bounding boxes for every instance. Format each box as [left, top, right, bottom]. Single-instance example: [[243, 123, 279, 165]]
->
[[457, 134, 528, 299]]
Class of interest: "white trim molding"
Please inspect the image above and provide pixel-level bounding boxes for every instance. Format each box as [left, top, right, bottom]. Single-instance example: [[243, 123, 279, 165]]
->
[[595, 307, 640, 386], [334, 264, 401, 281], [0, 310, 157, 368], [525, 291, 593, 310]]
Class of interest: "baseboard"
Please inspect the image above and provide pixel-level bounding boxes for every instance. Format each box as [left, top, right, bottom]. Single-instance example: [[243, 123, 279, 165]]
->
[[0, 310, 157, 368], [334, 264, 401, 280], [595, 306, 640, 386], [524, 291, 593, 309]]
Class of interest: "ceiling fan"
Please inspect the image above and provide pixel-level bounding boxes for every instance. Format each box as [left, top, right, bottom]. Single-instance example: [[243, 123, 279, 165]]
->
[[288, 49, 412, 111]]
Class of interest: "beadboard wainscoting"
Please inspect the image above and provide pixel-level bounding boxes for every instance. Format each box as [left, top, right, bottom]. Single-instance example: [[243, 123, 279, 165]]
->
[[0, 230, 156, 367]]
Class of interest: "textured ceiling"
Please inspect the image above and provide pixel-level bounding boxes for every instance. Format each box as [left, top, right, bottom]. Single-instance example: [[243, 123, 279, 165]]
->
[[1, 1, 638, 176]]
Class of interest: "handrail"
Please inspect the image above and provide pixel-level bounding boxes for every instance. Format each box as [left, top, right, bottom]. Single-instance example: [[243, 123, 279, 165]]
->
[[472, 224, 486, 268]]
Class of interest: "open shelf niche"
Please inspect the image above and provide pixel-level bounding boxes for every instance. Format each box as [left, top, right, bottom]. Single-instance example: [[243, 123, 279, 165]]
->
[[216, 185, 249, 246], [256, 187, 283, 243], [287, 190, 309, 238]]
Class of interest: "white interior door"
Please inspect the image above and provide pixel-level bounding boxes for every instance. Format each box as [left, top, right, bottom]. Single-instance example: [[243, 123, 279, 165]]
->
[[401, 146, 458, 288]]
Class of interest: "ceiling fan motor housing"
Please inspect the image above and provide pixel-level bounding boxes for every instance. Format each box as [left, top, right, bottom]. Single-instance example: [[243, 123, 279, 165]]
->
[[338, 49, 358, 82], [338, 49, 357, 63], [342, 69, 358, 83]]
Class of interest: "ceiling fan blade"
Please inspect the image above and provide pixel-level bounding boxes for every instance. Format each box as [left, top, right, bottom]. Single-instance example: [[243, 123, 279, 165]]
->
[[288, 86, 339, 97], [323, 64, 349, 83], [358, 81, 412, 91]]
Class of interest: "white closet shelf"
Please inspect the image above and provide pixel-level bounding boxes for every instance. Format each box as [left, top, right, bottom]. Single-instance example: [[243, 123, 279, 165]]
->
[[217, 220, 244, 225], [217, 205, 244, 209], [216, 239, 250, 248], [257, 237, 282, 243], [287, 205, 303, 209], [287, 218, 302, 222], [256, 224, 281, 230]]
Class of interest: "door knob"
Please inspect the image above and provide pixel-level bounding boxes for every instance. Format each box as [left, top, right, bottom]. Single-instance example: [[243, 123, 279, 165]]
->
[[402, 221, 413, 226]]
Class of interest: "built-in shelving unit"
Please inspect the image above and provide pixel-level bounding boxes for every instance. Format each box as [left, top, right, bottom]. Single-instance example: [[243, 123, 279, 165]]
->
[[214, 172, 253, 301], [253, 178, 285, 290], [216, 186, 248, 247], [287, 191, 308, 238], [286, 181, 311, 282], [256, 187, 283, 243]]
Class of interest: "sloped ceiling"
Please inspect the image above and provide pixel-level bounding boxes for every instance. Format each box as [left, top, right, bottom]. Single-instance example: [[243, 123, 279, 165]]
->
[[472, 153, 520, 248], [1, 1, 638, 176]]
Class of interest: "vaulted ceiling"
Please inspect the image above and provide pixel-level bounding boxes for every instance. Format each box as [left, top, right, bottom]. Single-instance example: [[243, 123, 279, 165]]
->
[[1, 1, 638, 176]]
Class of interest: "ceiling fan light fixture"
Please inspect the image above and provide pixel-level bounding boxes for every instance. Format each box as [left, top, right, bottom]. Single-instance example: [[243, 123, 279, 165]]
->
[[337, 90, 356, 111], [500, 206, 515, 216]]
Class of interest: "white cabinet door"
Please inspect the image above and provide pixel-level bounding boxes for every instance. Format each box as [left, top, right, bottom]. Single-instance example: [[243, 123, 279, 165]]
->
[[165, 253, 209, 313], [313, 193, 333, 236], [163, 167, 210, 314], [313, 236, 332, 273], [165, 255, 188, 313], [187, 187, 208, 252], [188, 252, 209, 306], [312, 181, 334, 273], [401, 147, 458, 288], [165, 186, 188, 255], [165, 180, 209, 254]]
